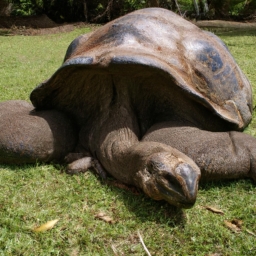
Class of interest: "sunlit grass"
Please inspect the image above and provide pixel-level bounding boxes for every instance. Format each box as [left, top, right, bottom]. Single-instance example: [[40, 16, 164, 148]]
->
[[0, 28, 256, 255]]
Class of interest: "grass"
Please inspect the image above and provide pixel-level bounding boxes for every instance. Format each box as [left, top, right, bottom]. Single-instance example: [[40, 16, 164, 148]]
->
[[0, 28, 256, 255]]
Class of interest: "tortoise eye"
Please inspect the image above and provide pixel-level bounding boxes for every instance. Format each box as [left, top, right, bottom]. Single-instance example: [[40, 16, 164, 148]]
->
[[149, 160, 168, 173], [147, 162, 154, 174]]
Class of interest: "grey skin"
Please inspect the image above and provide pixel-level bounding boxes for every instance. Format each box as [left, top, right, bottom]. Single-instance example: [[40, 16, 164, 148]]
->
[[0, 100, 77, 164], [0, 8, 255, 209]]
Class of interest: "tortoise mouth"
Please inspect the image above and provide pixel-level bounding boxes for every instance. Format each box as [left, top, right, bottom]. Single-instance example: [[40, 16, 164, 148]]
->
[[154, 163, 200, 209], [156, 182, 196, 209]]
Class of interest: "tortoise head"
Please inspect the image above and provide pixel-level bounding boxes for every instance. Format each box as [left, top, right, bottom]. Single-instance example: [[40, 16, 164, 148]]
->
[[135, 152, 201, 209]]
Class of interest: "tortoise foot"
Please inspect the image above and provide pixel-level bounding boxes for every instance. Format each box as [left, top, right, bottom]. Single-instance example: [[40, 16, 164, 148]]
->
[[66, 156, 93, 175], [66, 157, 107, 179]]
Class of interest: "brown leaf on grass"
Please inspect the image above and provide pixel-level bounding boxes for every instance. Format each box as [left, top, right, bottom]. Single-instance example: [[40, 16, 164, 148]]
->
[[231, 219, 243, 228], [224, 220, 241, 233], [107, 180, 140, 195], [59, 226, 67, 231], [224, 218, 256, 237], [245, 229, 256, 237], [203, 206, 224, 215], [95, 212, 114, 223], [33, 219, 59, 232]]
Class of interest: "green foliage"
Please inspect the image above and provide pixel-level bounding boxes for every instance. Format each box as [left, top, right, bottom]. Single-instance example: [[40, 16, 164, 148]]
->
[[229, 1, 245, 16], [177, 0, 195, 14], [11, 0, 40, 16], [123, 0, 147, 12], [9, 0, 84, 22], [0, 27, 256, 255], [207, 0, 254, 17], [178, 0, 194, 10], [7, 0, 256, 21]]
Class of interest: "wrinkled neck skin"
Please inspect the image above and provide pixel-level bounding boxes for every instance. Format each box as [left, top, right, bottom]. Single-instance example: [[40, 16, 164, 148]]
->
[[80, 76, 141, 184]]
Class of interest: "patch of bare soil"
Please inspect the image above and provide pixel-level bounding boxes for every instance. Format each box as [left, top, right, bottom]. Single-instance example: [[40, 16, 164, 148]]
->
[[0, 22, 98, 36], [0, 15, 101, 36], [194, 19, 256, 30], [0, 14, 255, 36], [0, 14, 57, 28], [193, 12, 256, 30]]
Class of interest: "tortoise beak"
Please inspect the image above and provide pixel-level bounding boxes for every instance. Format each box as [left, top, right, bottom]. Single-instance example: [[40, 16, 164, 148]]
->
[[155, 163, 200, 208]]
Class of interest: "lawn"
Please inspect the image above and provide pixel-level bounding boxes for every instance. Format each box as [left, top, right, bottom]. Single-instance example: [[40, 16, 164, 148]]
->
[[0, 27, 256, 255]]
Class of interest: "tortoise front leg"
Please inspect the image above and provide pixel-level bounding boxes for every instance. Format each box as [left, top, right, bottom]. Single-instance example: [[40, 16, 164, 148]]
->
[[85, 106, 201, 208], [143, 122, 256, 182]]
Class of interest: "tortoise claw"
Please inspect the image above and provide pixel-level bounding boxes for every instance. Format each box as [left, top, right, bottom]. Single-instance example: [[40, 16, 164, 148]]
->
[[66, 156, 107, 179], [92, 159, 108, 180]]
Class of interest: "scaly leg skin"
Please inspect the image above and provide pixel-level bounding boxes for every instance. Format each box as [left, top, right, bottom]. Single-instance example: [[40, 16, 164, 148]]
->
[[65, 153, 88, 163], [83, 105, 201, 208], [143, 122, 256, 182], [0, 100, 77, 164]]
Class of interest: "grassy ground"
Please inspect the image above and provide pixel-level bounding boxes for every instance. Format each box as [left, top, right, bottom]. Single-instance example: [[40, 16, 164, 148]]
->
[[0, 28, 256, 255]]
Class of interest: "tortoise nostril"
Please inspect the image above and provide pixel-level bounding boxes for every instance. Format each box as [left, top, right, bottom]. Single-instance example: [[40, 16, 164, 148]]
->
[[163, 171, 184, 194]]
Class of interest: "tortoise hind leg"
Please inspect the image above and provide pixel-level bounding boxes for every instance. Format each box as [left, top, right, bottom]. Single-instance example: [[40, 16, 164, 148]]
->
[[143, 122, 256, 182], [0, 100, 77, 164]]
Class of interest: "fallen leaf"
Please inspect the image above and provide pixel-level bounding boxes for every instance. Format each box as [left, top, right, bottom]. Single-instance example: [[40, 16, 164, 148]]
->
[[203, 206, 224, 215], [95, 212, 114, 223], [33, 219, 59, 232], [245, 229, 256, 237], [231, 219, 243, 228], [224, 220, 241, 233], [59, 226, 67, 231]]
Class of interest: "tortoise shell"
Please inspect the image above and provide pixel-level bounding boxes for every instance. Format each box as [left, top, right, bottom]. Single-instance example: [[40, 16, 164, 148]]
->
[[30, 8, 252, 131]]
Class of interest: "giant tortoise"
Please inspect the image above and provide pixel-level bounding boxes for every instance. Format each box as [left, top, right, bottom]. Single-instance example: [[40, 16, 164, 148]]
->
[[0, 8, 255, 208]]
